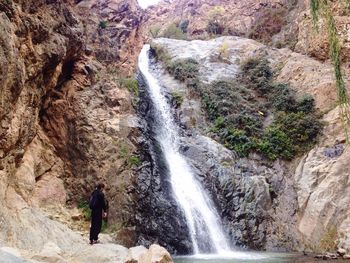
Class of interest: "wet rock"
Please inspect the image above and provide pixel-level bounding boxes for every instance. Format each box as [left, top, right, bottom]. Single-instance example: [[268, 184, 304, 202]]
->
[[338, 248, 347, 256], [325, 253, 338, 259], [180, 134, 298, 250], [315, 253, 338, 260], [135, 75, 192, 254]]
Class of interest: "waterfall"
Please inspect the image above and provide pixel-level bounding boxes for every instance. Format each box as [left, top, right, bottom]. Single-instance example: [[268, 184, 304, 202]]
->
[[138, 44, 231, 254]]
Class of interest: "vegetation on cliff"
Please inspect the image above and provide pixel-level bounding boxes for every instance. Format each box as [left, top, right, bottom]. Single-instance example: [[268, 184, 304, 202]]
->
[[151, 44, 322, 160], [310, 0, 350, 142]]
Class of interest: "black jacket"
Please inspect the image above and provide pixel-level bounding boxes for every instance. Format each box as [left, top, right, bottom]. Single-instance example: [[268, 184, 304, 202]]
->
[[91, 189, 107, 212]]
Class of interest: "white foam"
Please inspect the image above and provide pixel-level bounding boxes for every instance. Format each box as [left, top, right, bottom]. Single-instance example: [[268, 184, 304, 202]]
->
[[138, 44, 232, 254]]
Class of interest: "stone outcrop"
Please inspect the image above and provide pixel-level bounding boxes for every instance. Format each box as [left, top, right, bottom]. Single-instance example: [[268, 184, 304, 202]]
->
[[0, 0, 84, 252], [142, 36, 350, 252], [295, 107, 350, 252], [144, 0, 288, 38], [144, 0, 350, 64], [0, 243, 171, 263], [75, 0, 144, 75], [294, 0, 350, 63], [0, 0, 145, 260], [125, 244, 173, 263]]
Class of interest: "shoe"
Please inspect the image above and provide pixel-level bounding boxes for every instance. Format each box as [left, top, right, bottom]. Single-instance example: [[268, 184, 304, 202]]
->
[[89, 240, 93, 245], [93, 240, 100, 244]]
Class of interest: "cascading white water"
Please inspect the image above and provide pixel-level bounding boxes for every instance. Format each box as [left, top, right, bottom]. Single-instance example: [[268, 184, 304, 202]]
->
[[138, 44, 231, 254]]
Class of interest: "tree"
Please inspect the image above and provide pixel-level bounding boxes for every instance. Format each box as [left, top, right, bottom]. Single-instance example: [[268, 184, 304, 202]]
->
[[310, 0, 350, 141]]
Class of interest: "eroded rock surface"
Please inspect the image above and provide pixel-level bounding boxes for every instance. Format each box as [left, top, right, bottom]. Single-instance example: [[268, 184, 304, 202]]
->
[[0, 0, 144, 260], [295, 107, 350, 252], [142, 36, 350, 252], [144, 0, 288, 38]]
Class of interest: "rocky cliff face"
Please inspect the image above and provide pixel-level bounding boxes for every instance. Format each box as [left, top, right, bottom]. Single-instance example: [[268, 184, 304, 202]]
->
[[142, 36, 350, 254], [140, 0, 350, 254], [0, 0, 145, 261], [144, 0, 286, 36], [144, 0, 350, 64]]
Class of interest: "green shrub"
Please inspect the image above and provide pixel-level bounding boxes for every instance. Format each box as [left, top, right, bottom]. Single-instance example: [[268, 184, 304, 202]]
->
[[218, 42, 230, 60], [150, 43, 172, 66], [119, 144, 129, 158], [149, 25, 161, 38], [127, 155, 141, 167], [229, 113, 263, 137], [296, 95, 315, 113], [206, 6, 226, 35], [167, 58, 199, 82], [119, 78, 139, 96], [206, 20, 225, 35], [274, 112, 322, 150], [248, 6, 287, 44], [319, 227, 338, 252], [241, 57, 272, 94], [269, 83, 297, 112], [99, 20, 108, 29], [202, 93, 219, 120], [258, 126, 295, 160], [118, 143, 140, 167], [161, 23, 187, 40], [214, 116, 225, 128], [208, 57, 321, 160], [78, 200, 91, 221], [221, 129, 257, 157], [170, 91, 184, 107]]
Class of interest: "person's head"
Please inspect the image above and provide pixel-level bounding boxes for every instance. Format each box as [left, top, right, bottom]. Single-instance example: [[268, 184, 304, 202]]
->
[[96, 183, 105, 191]]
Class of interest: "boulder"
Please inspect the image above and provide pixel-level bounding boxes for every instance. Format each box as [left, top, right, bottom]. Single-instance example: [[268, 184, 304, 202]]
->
[[72, 244, 129, 263], [0, 248, 24, 263], [138, 245, 173, 263], [338, 248, 347, 256], [124, 246, 148, 263]]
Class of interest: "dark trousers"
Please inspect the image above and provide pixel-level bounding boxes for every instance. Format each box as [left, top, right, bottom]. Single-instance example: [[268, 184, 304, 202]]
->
[[89, 209, 102, 241]]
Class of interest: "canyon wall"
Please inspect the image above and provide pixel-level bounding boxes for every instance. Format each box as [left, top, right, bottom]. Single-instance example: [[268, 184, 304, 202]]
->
[[0, 0, 145, 260]]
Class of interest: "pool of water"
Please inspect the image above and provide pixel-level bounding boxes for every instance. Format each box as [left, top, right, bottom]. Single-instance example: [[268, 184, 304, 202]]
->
[[174, 252, 348, 263], [174, 252, 292, 263]]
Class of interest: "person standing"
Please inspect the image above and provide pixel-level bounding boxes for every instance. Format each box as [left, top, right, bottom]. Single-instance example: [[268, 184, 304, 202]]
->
[[89, 183, 107, 245]]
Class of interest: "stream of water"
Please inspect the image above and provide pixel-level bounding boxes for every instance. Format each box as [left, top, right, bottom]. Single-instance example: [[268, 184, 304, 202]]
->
[[137, 44, 344, 263], [138, 44, 232, 254]]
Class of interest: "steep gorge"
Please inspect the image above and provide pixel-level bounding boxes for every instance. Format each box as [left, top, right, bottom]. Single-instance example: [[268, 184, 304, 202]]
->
[[0, 0, 144, 261]]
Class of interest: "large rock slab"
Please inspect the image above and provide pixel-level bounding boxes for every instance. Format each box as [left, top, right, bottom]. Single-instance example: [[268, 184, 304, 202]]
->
[[138, 244, 173, 263], [153, 36, 343, 111], [295, 107, 350, 252], [125, 245, 173, 263], [147, 36, 350, 252], [0, 248, 24, 263]]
